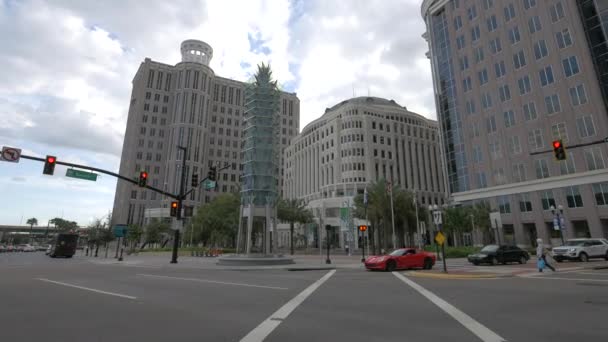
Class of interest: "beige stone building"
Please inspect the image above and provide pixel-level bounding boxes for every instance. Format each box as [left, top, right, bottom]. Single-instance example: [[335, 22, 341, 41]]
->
[[112, 40, 299, 226], [422, 0, 608, 245], [282, 97, 446, 249]]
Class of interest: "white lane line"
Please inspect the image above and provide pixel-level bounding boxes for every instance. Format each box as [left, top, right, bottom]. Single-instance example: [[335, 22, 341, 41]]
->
[[527, 276, 608, 282], [393, 272, 506, 342], [240, 270, 336, 342], [36, 278, 137, 300], [575, 272, 608, 276], [137, 274, 289, 290]]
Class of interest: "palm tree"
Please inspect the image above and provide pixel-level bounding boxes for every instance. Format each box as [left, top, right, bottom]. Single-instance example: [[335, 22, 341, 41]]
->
[[26, 217, 38, 243], [277, 199, 313, 255]]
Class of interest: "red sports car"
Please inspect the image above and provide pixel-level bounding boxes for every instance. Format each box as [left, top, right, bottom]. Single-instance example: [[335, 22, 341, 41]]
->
[[364, 248, 436, 271]]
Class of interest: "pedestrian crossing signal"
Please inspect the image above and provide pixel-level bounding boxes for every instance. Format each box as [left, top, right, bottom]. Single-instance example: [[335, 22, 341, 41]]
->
[[358, 225, 368, 232]]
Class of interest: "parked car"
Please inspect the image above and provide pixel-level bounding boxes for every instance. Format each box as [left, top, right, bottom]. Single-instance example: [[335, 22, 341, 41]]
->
[[468, 245, 530, 266], [0, 245, 6, 253], [6, 245, 15, 252], [15, 245, 25, 252], [36, 245, 49, 252], [551, 238, 608, 262], [22, 244, 36, 252], [365, 248, 436, 271]]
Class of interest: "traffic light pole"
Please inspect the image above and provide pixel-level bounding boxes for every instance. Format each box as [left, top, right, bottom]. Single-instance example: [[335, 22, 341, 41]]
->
[[529, 137, 608, 156], [171, 146, 188, 264]]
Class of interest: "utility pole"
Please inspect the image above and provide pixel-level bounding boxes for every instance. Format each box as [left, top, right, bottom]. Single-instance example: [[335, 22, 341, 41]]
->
[[171, 146, 188, 264], [388, 180, 396, 250]]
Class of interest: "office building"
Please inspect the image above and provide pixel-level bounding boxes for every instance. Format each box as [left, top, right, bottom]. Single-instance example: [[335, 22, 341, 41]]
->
[[421, 0, 608, 244]]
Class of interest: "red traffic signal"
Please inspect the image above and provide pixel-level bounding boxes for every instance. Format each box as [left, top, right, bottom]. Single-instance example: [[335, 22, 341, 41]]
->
[[138, 171, 148, 187], [358, 225, 368, 232], [170, 201, 178, 217], [552, 140, 566, 160], [43, 155, 57, 175]]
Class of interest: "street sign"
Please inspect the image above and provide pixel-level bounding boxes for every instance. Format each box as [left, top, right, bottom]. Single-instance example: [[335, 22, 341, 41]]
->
[[1, 146, 21, 163], [433, 211, 442, 225], [435, 231, 446, 245], [113, 224, 128, 237], [553, 217, 560, 231], [560, 217, 566, 231], [203, 179, 216, 190], [66, 168, 98, 181]]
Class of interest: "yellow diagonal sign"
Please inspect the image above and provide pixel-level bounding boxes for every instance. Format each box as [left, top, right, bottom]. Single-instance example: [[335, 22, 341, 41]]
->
[[435, 231, 445, 246]]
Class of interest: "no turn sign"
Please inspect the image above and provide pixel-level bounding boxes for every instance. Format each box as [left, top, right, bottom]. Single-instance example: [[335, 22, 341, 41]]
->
[[1, 146, 22, 163]]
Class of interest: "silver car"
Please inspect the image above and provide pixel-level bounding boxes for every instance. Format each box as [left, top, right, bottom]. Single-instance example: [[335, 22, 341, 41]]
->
[[552, 238, 608, 262]]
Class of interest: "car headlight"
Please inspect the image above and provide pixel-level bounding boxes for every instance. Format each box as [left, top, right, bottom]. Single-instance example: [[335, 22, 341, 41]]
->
[[569, 248, 577, 252]]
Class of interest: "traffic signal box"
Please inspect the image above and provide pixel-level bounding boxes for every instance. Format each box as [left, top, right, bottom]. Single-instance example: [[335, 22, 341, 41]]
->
[[138, 171, 148, 187], [552, 140, 566, 160], [43, 155, 56, 175]]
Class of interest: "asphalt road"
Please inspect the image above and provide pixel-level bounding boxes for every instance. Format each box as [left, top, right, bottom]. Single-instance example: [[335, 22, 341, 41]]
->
[[1, 252, 607, 342]]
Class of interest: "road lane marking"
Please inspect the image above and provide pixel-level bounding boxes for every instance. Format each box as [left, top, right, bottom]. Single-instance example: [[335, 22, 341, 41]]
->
[[393, 272, 506, 342], [137, 274, 289, 290], [36, 278, 137, 300], [575, 272, 608, 276], [527, 276, 608, 282], [240, 270, 336, 342]]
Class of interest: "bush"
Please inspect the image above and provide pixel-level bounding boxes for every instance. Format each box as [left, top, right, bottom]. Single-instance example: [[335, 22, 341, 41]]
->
[[423, 245, 481, 258]]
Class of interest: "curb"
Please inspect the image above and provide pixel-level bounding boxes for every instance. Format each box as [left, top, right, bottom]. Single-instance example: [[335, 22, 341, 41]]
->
[[407, 271, 511, 279], [286, 266, 336, 271]]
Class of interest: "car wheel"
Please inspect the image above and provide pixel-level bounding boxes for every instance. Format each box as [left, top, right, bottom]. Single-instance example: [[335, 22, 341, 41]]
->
[[473, 261, 480, 266], [519, 256, 527, 264], [555, 258, 563, 263], [386, 260, 396, 272], [491, 257, 498, 266], [604, 251, 608, 261], [579, 252, 589, 262], [423, 258, 433, 270]]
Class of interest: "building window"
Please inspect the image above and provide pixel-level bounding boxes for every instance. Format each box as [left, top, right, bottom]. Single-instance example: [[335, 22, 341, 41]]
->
[[545, 94, 561, 115], [474, 47, 484, 63], [577, 115, 596, 138], [456, 35, 465, 50], [466, 100, 476, 115], [541, 190, 556, 210], [523, 0, 536, 10], [498, 196, 511, 214], [489, 140, 501, 159], [518, 76, 532, 95], [592, 182, 608, 206], [513, 50, 526, 69], [467, 5, 477, 20], [478, 69, 488, 85], [471, 25, 480, 42], [519, 193, 533, 212], [472, 122, 481, 137], [585, 147, 605, 171], [562, 56, 580, 77], [508, 26, 521, 45], [131, 190, 137, 199], [463, 77, 472, 92], [483, 0, 493, 10], [556, 29, 573, 49], [504, 4, 516, 22], [508, 135, 522, 155], [503, 110, 515, 127], [569, 84, 588, 106], [499, 85, 511, 102], [495, 60, 506, 78], [528, 129, 544, 150], [472, 145, 483, 163], [459, 56, 470, 70], [533, 40, 548, 60], [539, 66, 555, 86], [551, 122, 569, 143], [535, 159, 550, 179], [476, 172, 487, 188], [528, 16, 542, 34], [523, 102, 537, 121], [550, 2, 565, 23], [559, 152, 576, 175], [489, 37, 502, 54], [513, 163, 526, 182], [565, 186, 583, 208], [486, 15, 498, 32], [454, 16, 463, 30], [481, 92, 492, 109]]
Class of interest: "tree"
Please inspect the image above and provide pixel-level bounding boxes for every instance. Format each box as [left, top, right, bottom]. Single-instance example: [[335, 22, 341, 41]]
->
[[26, 217, 38, 243], [49, 217, 78, 232], [143, 219, 170, 247], [126, 224, 143, 249], [191, 193, 240, 248], [277, 198, 313, 255]]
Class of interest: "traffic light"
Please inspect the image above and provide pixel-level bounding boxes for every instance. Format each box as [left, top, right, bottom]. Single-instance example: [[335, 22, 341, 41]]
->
[[358, 225, 368, 232], [170, 201, 178, 217], [191, 173, 199, 187], [553, 140, 566, 160], [43, 155, 56, 175], [138, 171, 148, 187], [208, 166, 217, 181]]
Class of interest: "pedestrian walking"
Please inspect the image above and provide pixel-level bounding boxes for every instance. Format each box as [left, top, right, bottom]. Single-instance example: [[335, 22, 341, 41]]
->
[[536, 238, 556, 272]]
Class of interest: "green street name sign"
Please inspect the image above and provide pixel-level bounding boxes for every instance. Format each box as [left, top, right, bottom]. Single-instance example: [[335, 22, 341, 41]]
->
[[66, 168, 98, 181], [203, 179, 216, 190]]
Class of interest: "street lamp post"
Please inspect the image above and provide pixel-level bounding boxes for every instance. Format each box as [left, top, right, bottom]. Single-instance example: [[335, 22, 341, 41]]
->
[[325, 225, 331, 264], [429, 204, 448, 273], [550, 205, 566, 245]]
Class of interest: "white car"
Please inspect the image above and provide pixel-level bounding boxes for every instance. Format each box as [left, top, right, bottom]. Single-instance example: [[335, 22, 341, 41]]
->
[[22, 244, 36, 252], [552, 238, 608, 262]]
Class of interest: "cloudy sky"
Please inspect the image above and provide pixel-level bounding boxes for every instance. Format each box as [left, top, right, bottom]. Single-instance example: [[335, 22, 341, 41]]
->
[[0, 0, 435, 227]]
